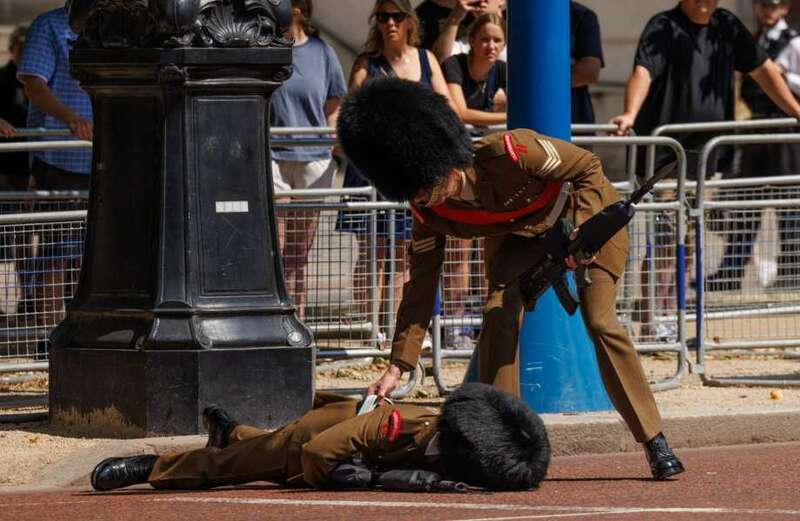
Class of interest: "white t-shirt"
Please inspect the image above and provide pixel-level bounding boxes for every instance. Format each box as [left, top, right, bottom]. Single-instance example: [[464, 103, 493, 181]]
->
[[774, 20, 800, 97]]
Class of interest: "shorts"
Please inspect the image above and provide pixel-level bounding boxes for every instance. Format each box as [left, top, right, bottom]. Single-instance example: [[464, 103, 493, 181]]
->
[[271, 158, 336, 193]]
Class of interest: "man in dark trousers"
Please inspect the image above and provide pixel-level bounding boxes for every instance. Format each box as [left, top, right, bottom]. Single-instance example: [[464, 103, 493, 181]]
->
[[707, 0, 800, 290], [89, 383, 550, 492], [338, 77, 684, 480]]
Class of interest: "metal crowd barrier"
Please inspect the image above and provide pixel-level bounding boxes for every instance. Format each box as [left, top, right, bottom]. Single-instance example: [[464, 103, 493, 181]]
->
[[25, 125, 800, 394], [695, 134, 800, 387], [0, 126, 691, 399]]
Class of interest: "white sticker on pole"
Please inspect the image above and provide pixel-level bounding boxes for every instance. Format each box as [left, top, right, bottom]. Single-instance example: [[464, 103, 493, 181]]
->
[[215, 201, 249, 213]]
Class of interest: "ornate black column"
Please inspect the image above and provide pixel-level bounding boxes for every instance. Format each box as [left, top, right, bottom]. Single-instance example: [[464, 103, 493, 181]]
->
[[49, 0, 314, 436]]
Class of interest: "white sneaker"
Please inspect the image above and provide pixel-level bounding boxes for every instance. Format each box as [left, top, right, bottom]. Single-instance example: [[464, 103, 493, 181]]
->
[[653, 322, 678, 343], [446, 328, 475, 350]]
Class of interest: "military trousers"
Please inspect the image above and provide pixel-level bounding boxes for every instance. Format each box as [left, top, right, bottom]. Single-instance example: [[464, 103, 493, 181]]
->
[[148, 393, 358, 489], [479, 232, 662, 442]]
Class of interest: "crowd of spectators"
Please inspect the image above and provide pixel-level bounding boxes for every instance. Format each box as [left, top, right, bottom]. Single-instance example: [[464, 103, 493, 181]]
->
[[2, 0, 800, 343]]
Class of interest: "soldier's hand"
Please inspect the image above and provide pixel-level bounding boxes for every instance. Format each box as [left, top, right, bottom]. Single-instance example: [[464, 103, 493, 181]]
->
[[564, 228, 595, 270], [367, 364, 403, 398]]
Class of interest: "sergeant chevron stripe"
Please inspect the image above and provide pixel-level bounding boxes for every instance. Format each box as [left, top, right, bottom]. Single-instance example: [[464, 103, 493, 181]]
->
[[537, 139, 562, 176], [412, 236, 438, 254]]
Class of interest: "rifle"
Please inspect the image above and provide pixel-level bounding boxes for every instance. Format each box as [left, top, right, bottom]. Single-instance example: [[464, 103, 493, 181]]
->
[[518, 167, 674, 314], [329, 465, 468, 493]]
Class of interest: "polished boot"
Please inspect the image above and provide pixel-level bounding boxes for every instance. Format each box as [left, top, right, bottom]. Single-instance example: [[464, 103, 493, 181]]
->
[[643, 433, 684, 480], [91, 454, 158, 491], [202, 405, 239, 448]]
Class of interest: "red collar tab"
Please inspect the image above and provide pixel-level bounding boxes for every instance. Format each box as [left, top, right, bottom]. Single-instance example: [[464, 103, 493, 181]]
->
[[503, 133, 519, 163], [426, 181, 563, 226]]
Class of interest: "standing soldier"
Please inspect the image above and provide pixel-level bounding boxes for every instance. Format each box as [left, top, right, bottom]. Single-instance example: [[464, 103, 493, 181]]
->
[[338, 77, 684, 480]]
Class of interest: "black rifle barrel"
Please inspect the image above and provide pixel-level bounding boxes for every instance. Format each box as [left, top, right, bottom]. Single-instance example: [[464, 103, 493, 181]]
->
[[627, 164, 676, 205]]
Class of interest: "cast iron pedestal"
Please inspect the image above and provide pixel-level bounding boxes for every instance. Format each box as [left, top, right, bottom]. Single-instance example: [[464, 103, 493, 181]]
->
[[49, 47, 314, 436]]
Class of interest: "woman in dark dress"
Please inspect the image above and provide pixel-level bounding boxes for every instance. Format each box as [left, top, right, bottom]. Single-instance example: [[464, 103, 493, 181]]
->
[[441, 13, 507, 127]]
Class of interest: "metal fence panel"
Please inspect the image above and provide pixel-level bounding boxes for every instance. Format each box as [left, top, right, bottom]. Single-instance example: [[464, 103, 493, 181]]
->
[[695, 135, 800, 387]]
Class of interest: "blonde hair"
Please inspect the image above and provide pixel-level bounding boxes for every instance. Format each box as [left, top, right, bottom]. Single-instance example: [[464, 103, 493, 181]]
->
[[468, 13, 507, 44], [363, 0, 421, 55]]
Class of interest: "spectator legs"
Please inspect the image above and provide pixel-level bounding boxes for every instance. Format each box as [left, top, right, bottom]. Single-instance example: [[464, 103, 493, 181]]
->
[[777, 208, 800, 287]]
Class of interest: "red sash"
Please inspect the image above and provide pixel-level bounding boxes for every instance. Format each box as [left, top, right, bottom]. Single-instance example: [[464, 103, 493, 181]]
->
[[417, 181, 562, 226]]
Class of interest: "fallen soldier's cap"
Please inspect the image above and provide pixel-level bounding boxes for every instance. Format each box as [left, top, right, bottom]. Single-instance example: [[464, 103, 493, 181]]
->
[[438, 382, 551, 490], [337, 77, 474, 202]]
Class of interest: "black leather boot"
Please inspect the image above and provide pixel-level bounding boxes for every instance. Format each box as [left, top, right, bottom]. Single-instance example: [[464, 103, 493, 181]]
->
[[202, 405, 239, 449], [644, 433, 684, 480], [91, 454, 158, 491]]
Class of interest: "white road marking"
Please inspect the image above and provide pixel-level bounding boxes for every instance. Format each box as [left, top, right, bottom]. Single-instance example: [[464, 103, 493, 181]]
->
[[4, 496, 799, 518], [451, 512, 618, 521], [156, 497, 800, 516], [156, 497, 610, 511]]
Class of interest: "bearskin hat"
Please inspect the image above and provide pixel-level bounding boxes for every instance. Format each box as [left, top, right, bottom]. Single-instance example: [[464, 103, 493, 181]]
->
[[438, 383, 550, 490], [337, 77, 474, 201]]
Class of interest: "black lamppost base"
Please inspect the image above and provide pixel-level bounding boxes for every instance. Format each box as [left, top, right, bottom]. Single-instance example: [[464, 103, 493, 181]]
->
[[47, 13, 313, 436], [50, 345, 313, 436]]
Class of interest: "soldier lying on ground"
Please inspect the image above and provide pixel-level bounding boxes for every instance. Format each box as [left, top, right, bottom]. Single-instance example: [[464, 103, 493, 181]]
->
[[336, 77, 684, 480], [90, 383, 550, 492]]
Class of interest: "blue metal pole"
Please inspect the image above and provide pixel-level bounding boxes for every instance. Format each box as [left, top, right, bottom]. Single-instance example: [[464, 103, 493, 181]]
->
[[509, 0, 612, 413]]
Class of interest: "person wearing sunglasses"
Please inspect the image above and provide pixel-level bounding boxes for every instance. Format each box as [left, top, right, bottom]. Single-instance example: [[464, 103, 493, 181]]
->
[[337, 0, 455, 342]]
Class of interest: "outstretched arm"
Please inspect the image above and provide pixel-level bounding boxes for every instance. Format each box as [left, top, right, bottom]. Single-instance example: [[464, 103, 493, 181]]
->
[[20, 75, 93, 141], [610, 65, 652, 135]]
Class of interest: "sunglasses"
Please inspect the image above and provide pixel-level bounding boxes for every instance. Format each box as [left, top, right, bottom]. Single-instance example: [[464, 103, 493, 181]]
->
[[376, 12, 409, 24]]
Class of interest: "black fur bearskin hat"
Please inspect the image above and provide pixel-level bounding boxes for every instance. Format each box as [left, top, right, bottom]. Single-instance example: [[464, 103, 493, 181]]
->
[[438, 383, 551, 490], [337, 77, 474, 201]]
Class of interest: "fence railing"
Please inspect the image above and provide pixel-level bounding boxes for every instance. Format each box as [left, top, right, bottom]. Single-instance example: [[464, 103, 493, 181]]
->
[[694, 135, 800, 387], [4, 123, 800, 396]]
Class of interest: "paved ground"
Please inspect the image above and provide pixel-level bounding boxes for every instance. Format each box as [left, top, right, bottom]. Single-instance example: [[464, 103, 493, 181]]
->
[[3, 355, 800, 488], [2, 442, 800, 521]]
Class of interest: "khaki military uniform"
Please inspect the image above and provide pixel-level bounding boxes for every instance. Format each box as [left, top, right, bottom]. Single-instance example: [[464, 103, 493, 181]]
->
[[391, 129, 661, 442], [148, 393, 442, 489]]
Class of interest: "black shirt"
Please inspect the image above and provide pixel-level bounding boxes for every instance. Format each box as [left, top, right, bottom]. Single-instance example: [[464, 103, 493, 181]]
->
[[0, 61, 29, 177], [571, 2, 604, 124], [442, 53, 507, 111], [633, 5, 767, 176]]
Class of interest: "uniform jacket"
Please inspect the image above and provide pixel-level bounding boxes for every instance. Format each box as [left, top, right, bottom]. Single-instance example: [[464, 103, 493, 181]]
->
[[298, 400, 442, 488], [390, 129, 628, 371]]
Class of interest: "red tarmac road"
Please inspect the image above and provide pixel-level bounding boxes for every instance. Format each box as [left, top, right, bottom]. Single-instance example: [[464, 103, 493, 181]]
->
[[3, 442, 800, 521]]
